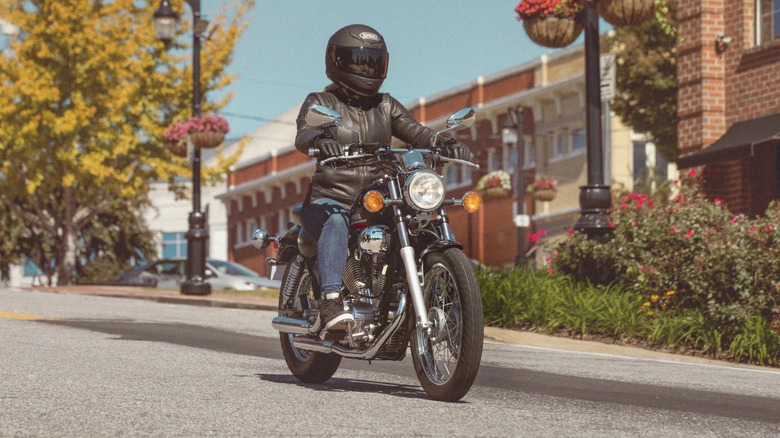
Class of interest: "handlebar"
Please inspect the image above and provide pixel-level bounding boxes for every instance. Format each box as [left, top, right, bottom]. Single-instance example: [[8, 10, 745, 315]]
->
[[309, 143, 479, 168]]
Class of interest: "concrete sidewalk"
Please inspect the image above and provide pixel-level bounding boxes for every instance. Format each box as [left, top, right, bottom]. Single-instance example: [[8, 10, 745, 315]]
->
[[16, 285, 769, 370]]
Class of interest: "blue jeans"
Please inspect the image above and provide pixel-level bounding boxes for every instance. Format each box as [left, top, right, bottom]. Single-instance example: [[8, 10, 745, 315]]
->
[[301, 198, 349, 296]]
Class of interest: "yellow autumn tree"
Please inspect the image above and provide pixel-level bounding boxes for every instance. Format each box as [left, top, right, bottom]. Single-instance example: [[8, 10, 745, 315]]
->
[[0, 0, 254, 285]]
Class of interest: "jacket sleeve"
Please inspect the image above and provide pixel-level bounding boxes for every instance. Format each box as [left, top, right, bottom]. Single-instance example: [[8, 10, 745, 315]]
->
[[294, 93, 332, 154], [386, 94, 438, 149]]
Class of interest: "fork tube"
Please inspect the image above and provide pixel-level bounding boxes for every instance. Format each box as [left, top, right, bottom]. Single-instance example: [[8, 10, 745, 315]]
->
[[388, 178, 431, 330]]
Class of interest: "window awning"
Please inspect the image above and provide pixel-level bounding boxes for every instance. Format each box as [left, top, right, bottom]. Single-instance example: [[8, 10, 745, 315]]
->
[[677, 112, 780, 168]]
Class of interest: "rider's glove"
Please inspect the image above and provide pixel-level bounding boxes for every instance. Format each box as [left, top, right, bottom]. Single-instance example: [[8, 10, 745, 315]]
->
[[439, 137, 473, 161], [315, 137, 343, 158]]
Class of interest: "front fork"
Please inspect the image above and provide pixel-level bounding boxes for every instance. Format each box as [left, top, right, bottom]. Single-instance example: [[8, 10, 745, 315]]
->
[[388, 179, 432, 332]]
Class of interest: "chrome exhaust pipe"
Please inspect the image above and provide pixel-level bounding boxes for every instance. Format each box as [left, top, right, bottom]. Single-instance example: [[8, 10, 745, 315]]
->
[[271, 316, 319, 334], [292, 293, 407, 360]]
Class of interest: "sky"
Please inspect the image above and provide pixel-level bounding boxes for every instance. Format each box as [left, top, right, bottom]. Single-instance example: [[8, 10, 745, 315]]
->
[[199, 1, 587, 139]]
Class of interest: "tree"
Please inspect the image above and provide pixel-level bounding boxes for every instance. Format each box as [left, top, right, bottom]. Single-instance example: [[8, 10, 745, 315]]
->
[[604, 0, 679, 163], [0, 0, 253, 285]]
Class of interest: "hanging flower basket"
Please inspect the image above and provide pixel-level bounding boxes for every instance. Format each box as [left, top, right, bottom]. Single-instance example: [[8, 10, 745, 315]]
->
[[167, 140, 187, 158], [522, 16, 583, 48], [189, 130, 225, 149], [527, 175, 557, 201], [596, 0, 655, 26], [164, 114, 229, 152], [482, 187, 511, 200], [533, 188, 557, 202], [476, 170, 512, 200]]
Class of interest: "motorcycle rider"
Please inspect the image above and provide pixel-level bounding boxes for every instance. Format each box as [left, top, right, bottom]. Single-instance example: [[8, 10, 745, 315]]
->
[[294, 24, 472, 332]]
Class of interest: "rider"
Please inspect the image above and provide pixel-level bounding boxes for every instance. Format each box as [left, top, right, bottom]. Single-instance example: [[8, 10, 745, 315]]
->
[[294, 24, 472, 332]]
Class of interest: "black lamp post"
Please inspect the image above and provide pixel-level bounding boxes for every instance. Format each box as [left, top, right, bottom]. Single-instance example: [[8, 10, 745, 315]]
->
[[154, 0, 212, 295], [573, 3, 612, 238], [502, 106, 529, 266]]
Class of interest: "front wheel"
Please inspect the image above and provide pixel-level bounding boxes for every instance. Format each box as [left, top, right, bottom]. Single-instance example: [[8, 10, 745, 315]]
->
[[411, 248, 484, 402], [278, 255, 341, 383]]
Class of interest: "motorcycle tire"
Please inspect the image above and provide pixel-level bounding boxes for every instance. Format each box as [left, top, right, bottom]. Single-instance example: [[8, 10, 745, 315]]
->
[[411, 247, 484, 402], [278, 256, 342, 383]]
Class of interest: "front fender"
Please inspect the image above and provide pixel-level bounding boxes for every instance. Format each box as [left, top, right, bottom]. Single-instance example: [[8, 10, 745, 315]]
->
[[419, 240, 463, 263]]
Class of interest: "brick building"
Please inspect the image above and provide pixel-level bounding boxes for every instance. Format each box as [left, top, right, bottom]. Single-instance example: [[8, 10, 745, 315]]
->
[[677, 0, 780, 215], [219, 46, 659, 274]]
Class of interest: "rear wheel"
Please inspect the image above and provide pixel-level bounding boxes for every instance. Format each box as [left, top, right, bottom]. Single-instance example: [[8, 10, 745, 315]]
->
[[278, 256, 341, 383], [411, 248, 483, 402]]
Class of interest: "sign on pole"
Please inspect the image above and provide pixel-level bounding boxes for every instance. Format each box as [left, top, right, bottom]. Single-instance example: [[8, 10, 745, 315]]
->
[[600, 53, 616, 102]]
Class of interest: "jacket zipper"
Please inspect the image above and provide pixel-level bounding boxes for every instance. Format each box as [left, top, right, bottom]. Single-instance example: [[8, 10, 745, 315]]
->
[[358, 110, 368, 187]]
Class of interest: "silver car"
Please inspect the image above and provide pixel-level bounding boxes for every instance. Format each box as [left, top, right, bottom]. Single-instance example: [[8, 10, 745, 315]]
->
[[117, 258, 280, 290]]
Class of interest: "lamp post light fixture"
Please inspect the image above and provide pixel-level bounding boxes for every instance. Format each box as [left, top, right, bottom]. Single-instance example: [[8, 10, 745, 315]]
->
[[502, 106, 530, 266], [154, 0, 212, 296], [573, 3, 612, 238]]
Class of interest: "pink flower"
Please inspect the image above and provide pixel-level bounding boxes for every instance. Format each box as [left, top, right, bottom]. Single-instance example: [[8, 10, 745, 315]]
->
[[730, 216, 738, 223], [670, 225, 679, 234], [620, 203, 628, 209], [566, 229, 574, 235], [714, 198, 723, 205], [529, 234, 540, 243], [538, 229, 547, 237], [685, 229, 693, 238], [687, 169, 697, 178], [749, 227, 756, 233], [608, 221, 615, 228]]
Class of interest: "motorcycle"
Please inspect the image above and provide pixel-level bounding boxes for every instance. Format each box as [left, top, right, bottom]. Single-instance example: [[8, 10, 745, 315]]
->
[[251, 104, 484, 402]]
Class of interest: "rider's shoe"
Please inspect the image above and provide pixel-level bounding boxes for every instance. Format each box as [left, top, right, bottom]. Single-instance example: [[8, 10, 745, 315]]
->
[[317, 294, 354, 331]]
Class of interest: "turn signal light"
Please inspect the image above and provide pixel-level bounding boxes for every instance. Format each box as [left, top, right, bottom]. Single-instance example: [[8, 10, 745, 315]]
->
[[462, 191, 482, 213], [363, 190, 385, 212]]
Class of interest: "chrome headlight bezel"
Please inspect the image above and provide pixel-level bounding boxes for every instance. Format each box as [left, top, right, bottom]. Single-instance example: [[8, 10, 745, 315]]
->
[[404, 170, 445, 211]]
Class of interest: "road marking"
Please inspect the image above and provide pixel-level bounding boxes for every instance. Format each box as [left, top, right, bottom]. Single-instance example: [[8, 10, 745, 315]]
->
[[0, 311, 58, 321]]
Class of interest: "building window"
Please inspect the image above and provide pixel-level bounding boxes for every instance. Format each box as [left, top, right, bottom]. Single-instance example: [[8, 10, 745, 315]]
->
[[553, 131, 565, 159], [524, 136, 536, 168], [502, 144, 516, 173], [445, 163, 459, 189], [277, 209, 287, 234], [247, 220, 256, 243], [569, 127, 586, 155], [161, 232, 187, 258], [757, 0, 780, 45], [236, 222, 245, 244], [487, 147, 499, 172]]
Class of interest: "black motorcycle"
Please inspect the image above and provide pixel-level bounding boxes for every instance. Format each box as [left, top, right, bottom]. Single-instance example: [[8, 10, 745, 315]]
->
[[252, 105, 484, 402]]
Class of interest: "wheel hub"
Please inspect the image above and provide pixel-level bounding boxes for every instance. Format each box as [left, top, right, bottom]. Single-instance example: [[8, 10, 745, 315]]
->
[[427, 307, 447, 343]]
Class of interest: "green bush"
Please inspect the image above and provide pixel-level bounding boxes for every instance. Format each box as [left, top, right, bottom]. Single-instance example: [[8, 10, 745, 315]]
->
[[78, 255, 131, 284], [479, 172, 780, 366]]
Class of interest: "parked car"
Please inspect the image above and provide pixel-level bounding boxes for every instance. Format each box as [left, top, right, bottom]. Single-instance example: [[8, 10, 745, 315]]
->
[[117, 258, 280, 290]]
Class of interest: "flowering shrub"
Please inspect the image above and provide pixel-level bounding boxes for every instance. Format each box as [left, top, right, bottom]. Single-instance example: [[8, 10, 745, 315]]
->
[[527, 175, 557, 192], [515, 0, 594, 20], [163, 114, 230, 145], [476, 170, 511, 191], [543, 170, 780, 363]]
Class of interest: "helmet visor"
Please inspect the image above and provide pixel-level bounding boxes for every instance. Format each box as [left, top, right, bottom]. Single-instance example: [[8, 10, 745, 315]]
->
[[329, 46, 388, 79]]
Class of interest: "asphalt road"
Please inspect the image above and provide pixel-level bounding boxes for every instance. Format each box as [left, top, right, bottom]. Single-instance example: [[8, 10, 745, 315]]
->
[[2, 287, 779, 437]]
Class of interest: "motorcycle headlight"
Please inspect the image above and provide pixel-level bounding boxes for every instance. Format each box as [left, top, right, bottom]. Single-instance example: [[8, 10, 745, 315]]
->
[[404, 170, 445, 211]]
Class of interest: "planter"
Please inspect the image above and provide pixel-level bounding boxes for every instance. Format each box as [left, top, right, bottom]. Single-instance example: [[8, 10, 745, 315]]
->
[[532, 188, 557, 202], [523, 16, 583, 48], [481, 187, 510, 200], [597, 0, 655, 26], [167, 140, 187, 158], [189, 130, 225, 149]]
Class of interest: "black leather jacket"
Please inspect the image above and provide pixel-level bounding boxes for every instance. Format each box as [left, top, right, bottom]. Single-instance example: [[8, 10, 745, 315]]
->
[[295, 86, 439, 204]]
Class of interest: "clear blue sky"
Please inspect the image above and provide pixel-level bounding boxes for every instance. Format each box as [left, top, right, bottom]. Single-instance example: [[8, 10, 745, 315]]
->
[[201, 1, 585, 138]]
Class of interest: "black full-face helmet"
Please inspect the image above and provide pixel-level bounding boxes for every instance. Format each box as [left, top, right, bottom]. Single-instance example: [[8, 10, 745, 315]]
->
[[326, 24, 389, 97]]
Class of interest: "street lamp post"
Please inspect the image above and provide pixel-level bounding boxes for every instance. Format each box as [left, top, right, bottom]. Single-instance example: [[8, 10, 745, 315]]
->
[[574, 3, 612, 238], [502, 107, 529, 266], [154, 0, 211, 295]]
